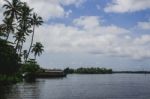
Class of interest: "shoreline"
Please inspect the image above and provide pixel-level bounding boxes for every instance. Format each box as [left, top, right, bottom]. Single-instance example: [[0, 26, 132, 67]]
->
[[112, 71, 150, 74]]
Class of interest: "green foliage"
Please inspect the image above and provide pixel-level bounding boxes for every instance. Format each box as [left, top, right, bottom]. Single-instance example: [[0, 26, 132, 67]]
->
[[3, 17, 14, 40], [0, 24, 7, 38], [20, 59, 40, 74], [0, 74, 22, 85], [64, 67, 112, 74], [64, 67, 75, 74], [75, 67, 112, 74], [32, 42, 44, 59], [0, 39, 20, 75]]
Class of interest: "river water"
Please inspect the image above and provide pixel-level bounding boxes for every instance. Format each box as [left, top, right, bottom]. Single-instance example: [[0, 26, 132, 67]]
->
[[0, 74, 150, 99]]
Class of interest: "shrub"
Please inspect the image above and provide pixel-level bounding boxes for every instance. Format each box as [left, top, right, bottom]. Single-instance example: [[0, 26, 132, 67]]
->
[[20, 59, 40, 74]]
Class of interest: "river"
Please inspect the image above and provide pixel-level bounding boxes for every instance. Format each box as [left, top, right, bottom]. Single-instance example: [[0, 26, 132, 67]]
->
[[0, 74, 150, 99]]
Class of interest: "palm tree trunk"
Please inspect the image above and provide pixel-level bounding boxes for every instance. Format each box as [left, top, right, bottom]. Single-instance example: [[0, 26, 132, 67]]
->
[[15, 40, 19, 51], [19, 42, 23, 57], [27, 25, 35, 60], [5, 28, 10, 41], [34, 55, 36, 60]]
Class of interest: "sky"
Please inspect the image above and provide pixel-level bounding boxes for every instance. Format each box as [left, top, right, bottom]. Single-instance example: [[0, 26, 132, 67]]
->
[[1, 0, 150, 70]]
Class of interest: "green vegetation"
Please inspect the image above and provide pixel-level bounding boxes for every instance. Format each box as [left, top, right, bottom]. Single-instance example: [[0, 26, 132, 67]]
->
[[0, 39, 20, 75], [64, 68, 75, 74], [0, 75, 22, 85], [0, 0, 44, 84], [20, 59, 40, 74], [64, 67, 112, 74], [31, 42, 44, 60], [20, 59, 40, 80]]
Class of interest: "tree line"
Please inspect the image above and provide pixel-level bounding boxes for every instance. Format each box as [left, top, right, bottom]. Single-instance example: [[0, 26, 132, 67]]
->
[[64, 67, 112, 74]]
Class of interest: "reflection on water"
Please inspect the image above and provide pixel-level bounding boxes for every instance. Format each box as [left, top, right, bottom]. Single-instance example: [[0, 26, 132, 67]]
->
[[0, 80, 42, 99], [1, 74, 150, 99]]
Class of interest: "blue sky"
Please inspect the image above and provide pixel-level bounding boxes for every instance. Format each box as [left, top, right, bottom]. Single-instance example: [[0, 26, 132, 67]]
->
[[50, 0, 150, 28], [1, 0, 150, 70]]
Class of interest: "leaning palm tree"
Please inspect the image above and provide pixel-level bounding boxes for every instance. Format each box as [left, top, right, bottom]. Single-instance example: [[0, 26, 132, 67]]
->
[[27, 13, 43, 60], [3, 0, 22, 21], [31, 42, 44, 60]]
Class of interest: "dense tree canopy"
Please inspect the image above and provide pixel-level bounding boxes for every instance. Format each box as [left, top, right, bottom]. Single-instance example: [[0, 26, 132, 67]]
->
[[0, 39, 20, 75]]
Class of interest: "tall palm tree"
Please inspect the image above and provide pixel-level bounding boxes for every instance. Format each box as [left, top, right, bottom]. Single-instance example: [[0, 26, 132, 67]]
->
[[3, 0, 22, 21], [18, 2, 32, 28], [15, 3, 32, 53], [14, 29, 26, 53], [27, 13, 43, 60], [31, 42, 44, 60], [18, 2, 32, 35]]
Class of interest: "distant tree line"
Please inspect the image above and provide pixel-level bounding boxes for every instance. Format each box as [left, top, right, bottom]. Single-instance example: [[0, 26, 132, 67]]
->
[[64, 67, 112, 74]]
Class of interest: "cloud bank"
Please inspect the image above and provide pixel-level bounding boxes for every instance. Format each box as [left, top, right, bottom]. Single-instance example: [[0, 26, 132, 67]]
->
[[104, 0, 150, 13], [33, 16, 150, 60]]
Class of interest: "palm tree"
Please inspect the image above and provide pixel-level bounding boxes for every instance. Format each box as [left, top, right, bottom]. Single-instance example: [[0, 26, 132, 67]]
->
[[3, 0, 22, 21], [14, 29, 26, 53], [18, 2, 32, 28], [27, 13, 43, 60], [31, 42, 44, 60], [14, 3, 32, 53], [3, 17, 14, 41]]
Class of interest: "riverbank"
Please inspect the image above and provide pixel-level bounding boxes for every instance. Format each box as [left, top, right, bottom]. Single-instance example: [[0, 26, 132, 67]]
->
[[35, 70, 66, 78], [113, 71, 150, 74]]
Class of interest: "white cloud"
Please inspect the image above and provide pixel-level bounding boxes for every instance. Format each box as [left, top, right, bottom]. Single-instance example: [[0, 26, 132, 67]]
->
[[73, 16, 100, 29], [73, 16, 129, 34], [138, 21, 150, 30], [22, 0, 85, 21], [0, 1, 5, 24], [104, 0, 150, 13], [65, 10, 72, 18], [59, 0, 86, 7], [0, 0, 86, 21], [31, 16, 150, 60], [134, 35, 150, 45]]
